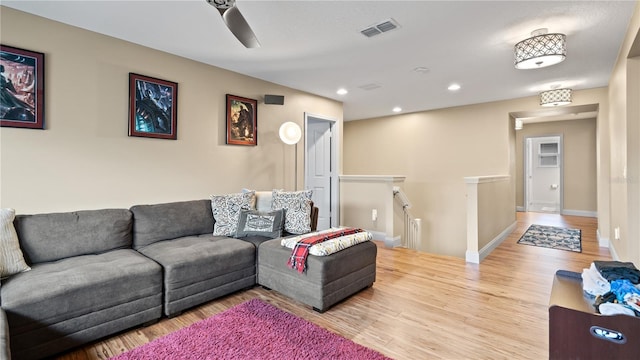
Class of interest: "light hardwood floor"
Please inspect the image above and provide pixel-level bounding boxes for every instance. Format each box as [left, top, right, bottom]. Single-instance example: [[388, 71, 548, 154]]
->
[[56, 212, 609, 360]]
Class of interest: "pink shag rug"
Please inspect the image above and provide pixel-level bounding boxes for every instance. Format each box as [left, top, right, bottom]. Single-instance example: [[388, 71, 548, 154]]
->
[[110, 298, 391, 360]]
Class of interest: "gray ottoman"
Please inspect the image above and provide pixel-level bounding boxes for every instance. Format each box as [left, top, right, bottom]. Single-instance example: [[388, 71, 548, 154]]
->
[[258, 239, 377, 312]]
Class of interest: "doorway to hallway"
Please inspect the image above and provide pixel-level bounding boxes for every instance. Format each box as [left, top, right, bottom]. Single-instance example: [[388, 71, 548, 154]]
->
[[525, 135, 563, 213]]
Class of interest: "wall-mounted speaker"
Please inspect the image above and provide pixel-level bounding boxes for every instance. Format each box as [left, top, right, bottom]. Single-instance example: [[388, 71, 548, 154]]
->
[[264, 95, 285, 105]]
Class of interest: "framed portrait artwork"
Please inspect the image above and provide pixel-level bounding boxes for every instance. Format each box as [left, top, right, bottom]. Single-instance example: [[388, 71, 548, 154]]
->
[[0, 44, 45, 129], [226, 94, 257, 146], [129, 73, 178, 140]]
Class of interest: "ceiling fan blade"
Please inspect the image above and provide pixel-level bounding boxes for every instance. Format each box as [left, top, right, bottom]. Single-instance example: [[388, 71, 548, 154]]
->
[[221, 5, 260, 48]]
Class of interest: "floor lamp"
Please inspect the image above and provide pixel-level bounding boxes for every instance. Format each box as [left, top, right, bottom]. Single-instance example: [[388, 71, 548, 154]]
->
[[279, 122, 302, 190]]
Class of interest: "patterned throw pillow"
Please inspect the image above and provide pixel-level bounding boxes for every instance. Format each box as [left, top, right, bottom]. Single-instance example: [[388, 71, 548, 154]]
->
[[0, 208, 31, 279], [235, 209, 284, 239], [272, 190, 313, 235], [210, 191, 256, 236]]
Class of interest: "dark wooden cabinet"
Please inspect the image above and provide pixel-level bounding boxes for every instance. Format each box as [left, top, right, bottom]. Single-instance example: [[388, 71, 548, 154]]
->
[[549, 270, 640, 359]]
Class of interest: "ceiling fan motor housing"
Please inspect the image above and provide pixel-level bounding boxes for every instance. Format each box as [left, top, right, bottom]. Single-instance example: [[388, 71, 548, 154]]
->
[[207, 0, 235, 10]]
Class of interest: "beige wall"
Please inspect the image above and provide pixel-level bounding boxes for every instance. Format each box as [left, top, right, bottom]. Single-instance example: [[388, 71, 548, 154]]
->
[[344, 88, 607, 258], [515, 118, 597, 213], [477, 178, 513, 250], [339, 175, 404, 245], [607, 2, 640, 264], [0, 7, 342, 213]]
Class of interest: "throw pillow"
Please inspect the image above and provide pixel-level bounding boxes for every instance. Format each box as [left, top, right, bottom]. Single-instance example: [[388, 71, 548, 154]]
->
[[0, 208, 31, 279], [272, 189, 313, 235], [242, 188, 275, 212], [235, 208, 284, 239], [210, 191, 256, 236]]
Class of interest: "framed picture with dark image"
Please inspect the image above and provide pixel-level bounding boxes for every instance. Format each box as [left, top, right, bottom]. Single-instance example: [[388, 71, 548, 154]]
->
[[226, 94, 257, 146], [0, 44, 45, 129], [129, 73, 178, 140]]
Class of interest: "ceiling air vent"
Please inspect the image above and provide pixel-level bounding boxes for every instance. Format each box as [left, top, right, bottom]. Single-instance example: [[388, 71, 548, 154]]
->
[[361, 27, 382, 38], [358, 83, 382, 91], [360, 18, 400, 38]]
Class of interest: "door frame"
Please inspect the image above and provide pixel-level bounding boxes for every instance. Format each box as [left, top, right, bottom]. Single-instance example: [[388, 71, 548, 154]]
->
[[304, 112, 340, 227], [524, 134, 564, 213]]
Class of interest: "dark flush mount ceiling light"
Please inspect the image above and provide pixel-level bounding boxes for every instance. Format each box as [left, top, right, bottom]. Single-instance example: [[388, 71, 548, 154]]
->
[[514, 28, 566, 69], [540, 88, 572, 107]]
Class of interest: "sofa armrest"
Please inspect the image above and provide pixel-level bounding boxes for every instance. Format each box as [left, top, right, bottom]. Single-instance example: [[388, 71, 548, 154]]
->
[[310, 206, 319, 232]]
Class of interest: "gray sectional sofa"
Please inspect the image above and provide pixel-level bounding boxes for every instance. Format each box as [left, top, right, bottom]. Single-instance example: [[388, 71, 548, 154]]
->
[[0, 198, 377, 360]]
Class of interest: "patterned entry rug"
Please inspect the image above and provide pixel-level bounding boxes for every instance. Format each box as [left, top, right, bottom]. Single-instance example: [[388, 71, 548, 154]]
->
[[517, 224, 582, 252]]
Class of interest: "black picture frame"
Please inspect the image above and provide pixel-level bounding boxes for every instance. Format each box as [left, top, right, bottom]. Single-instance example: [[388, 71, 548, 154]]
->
[[129, 73, 178, 140], [0, 44, 45, 129]]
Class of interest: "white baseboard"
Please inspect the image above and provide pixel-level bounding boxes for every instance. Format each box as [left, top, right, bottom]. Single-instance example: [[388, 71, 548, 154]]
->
[[516, 207, 596, 217], [385, 235, 402, 248], [609, 241, 620, 261], [368, 230, 386, 242], [368, 230, 401, 247], [597, 229, 610, 248], [466, 221, 517, 264], [465, 250, 480, 264], [561, 209, 597, 218]]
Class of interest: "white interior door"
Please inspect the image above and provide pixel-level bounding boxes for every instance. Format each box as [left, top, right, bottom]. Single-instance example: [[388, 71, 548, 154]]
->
[[305, 118, 332, 230], [525, 136, 562, 213]]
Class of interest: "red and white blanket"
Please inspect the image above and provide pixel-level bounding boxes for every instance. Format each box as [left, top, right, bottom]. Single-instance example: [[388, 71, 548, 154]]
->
[[286, 227, 364, 273]]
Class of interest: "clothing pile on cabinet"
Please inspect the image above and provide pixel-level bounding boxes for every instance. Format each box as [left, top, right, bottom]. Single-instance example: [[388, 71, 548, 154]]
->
[[582, 261, 640, 316]]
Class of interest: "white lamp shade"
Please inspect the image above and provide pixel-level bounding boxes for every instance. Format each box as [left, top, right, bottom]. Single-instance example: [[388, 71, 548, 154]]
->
[[279, 122, 302, 145]]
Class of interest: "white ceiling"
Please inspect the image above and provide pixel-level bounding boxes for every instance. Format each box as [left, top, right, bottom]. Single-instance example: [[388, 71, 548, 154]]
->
[[2, 0, 636, 121]]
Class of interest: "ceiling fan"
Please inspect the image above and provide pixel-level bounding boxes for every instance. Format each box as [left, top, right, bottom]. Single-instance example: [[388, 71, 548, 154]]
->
[[206, 0, 260, 48]]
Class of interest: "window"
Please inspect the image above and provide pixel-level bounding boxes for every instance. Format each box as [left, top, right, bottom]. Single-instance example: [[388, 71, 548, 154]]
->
[[539, 142, 559, 167]]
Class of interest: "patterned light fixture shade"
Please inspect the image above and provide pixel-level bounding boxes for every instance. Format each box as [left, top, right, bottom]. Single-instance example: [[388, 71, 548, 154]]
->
[[514, 29, 566, 69], [540, 88, 572, 107]]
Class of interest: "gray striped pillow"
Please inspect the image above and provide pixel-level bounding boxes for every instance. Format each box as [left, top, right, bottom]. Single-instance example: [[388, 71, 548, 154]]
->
[[1, 208, 31, 278]]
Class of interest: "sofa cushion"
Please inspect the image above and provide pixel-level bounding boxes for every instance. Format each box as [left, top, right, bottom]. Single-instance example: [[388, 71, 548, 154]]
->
[[0, 208, 30, 278], [1, 249, 162, 329], [13, 209, 132, 264], [137, 235, 256, 315], [130, 199, 214, 249], [210, 191, 256, 236], [272, 190, 313, 234], [235, 208, 284, 239]]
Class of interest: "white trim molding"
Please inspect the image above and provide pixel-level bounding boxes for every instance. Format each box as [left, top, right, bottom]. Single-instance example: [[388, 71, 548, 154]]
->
[[339, 175, 406, 183], [368, 230, 401, 248], [597, 228, 610, 248], [466, 222, 516, 264], [464, 175, 510, 184], [561, 209, 597, 218]]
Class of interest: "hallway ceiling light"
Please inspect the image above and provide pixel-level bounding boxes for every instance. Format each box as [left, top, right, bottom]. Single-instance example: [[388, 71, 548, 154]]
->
[[336, 88, 348, 95], [540, 88, 572, 107], [448, 83, 461, 91], [514, 28, 566, 69], [392, 107, 402, 113]]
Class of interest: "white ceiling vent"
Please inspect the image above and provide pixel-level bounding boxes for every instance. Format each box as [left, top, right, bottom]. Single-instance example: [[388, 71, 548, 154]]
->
[[360, 18, 400, 38], [358, 83, 382, 91]]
